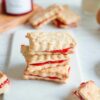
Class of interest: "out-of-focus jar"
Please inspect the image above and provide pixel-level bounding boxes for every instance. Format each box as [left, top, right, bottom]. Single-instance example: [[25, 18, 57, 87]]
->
[[82, 0, 99, 15], [96, 9, 100, 24], [2, 0, 33, 16]]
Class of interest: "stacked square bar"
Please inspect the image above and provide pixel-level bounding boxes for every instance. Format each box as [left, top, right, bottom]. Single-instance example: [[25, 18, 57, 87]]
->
[[21, 32, 76, 83], [29, 4, 80, 29]]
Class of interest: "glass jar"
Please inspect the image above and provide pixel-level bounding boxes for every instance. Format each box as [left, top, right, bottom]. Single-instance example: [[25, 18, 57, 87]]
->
[[2, 0, 33, 16], [82, 0, 99, 15]]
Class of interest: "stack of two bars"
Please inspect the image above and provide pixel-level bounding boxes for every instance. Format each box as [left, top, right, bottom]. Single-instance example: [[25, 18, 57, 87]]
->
[[21, 32, 76, 83]]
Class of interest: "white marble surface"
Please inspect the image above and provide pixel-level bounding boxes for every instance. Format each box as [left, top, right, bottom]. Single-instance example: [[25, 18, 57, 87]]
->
[[0, 0, 100, 91], [0, 34, 11, 71], [0, 26, 22, 71]]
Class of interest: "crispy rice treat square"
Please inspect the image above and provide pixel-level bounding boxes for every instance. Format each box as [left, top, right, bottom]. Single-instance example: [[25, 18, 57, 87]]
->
[[25, 32, 76, 54], [24, 64, 70, 83], [21, 45, 69, 64], [53, 5, 80, 28]]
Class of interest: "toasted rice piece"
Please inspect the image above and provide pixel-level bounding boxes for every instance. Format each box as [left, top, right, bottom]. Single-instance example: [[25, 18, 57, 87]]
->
[[24, 65, 70, 83], [24, 63, 70, 83], [25, 32, 76, 54], [21, 45, 69, 64]]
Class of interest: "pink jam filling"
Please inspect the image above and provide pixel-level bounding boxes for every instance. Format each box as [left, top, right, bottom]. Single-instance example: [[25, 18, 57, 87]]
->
[[74, 91, 84, 100], [54, 19, 66, 27], [54, 19, 77, 27], [68, 67, 70, 73], [0, 79, 9, 88], [80, 81, 94, 88], [44, 47, 72, 54], [30, 60, 67, 66], [80, 82, 86, 87]]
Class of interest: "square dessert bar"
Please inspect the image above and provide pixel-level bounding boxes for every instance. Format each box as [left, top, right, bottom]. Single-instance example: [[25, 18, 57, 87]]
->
[[29, 4, 63, 28], [26, 32, 76, 54], [24, 64, 70, 83], [74, 80, 100, 100], [53, 5, 80, 28]]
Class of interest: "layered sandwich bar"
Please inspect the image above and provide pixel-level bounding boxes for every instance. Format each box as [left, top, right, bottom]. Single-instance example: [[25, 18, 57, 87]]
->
[[26, 32, 76, 55], [24, 63, 70, 83], [53, 5, 80, 28], [73, 80, 100, 100], [21, 45, 69, 71], [29, 4, 63, 28], [21, 31, 76, 83]]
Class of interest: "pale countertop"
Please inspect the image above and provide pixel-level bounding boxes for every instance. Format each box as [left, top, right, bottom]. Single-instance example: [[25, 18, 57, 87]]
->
[[0, 0, 100, 86]]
